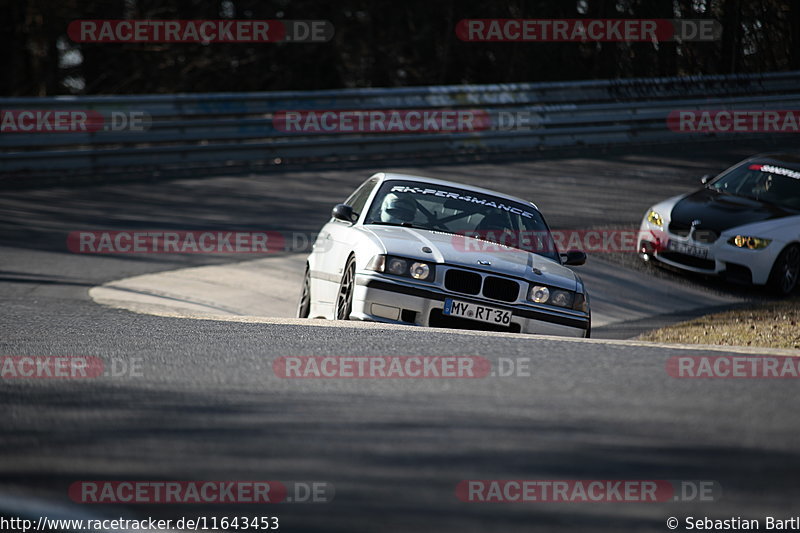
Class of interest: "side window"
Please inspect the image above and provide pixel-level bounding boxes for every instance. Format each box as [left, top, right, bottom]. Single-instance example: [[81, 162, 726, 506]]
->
[[345, 178, 379, 217]]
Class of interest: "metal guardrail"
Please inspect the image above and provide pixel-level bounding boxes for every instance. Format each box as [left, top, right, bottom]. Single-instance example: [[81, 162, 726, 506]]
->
[[1, 70, 800, 184]]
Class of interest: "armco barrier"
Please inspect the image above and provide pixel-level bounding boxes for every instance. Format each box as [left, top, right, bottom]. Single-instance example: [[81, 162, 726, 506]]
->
[[1, 71, 800, 185]]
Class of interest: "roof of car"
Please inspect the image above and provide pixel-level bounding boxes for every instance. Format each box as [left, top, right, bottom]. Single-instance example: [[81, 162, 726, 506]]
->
[[374, 172, 540, 210], [753, 153, 800, 168]]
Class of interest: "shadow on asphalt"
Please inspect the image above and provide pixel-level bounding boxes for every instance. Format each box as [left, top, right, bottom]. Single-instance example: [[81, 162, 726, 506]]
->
[[1, 382, 799, 532]]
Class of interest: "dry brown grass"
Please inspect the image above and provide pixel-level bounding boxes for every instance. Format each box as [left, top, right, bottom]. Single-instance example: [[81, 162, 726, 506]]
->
[[639, 297, 800, 349]]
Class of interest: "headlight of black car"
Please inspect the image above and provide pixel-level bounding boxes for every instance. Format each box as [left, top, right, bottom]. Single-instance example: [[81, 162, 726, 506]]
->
[[727, 235, 772, 250], [366, 255, 435, 281]]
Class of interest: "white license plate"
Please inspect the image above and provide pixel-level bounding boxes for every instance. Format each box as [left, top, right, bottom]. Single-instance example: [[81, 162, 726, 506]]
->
[[443, 298, 512, 326], [667, 240, 709, 259]]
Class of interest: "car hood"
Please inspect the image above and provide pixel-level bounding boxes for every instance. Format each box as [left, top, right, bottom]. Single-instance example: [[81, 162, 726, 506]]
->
[[361, 225, 578, 290], [718, 214, 800, 239], [670, 188, 799, 233]]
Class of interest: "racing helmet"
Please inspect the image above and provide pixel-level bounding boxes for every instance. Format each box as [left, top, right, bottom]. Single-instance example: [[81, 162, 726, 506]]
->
[[380, 193, 416, 224]]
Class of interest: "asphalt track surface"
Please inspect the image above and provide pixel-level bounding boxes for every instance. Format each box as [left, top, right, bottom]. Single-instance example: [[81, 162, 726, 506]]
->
[[1, 142, 799, 532], [85, 251, 743, 337]]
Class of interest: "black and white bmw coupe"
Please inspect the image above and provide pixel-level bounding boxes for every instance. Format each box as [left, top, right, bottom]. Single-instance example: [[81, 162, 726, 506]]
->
[[298, 173, 591, 337], [639, 153, 800, 295]]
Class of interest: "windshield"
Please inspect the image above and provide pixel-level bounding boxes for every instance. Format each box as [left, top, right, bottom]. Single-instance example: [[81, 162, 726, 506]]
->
[[364, 180, 560, 260], [709, 162, 800, 209]]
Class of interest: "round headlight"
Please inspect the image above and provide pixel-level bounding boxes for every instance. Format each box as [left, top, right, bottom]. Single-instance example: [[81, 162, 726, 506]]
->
[[530, 285, 550, 303], [409, 262, 430, 280], [551, 290, 571, 308], [387, 258, 408, 275]]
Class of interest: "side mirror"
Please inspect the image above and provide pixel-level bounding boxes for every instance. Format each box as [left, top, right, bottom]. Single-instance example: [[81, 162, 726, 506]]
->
[[560, 250, 587, 266], [332, 203, 356, 223], [700, 174, 712, 185]]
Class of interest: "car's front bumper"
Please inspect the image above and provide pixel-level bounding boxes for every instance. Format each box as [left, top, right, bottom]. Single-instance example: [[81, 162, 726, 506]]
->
[[638, 222, 780, 285], [352, 273, 590, 338]]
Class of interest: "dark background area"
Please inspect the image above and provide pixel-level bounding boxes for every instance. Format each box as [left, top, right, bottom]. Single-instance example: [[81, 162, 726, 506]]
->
[[3, 0, 800, 96]]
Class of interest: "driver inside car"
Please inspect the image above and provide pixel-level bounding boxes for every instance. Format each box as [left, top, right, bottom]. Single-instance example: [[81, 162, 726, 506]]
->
[[380, 193, 417, 224], [751, 173, 774, 198], [474, 210, 517, 246]]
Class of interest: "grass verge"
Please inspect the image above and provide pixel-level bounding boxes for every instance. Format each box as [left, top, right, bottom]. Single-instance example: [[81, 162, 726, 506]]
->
[[639, 296, 800, 349]]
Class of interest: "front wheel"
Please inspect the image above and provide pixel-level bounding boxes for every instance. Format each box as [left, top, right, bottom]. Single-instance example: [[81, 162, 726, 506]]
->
[[767, 244, 800, 296], [335, 255, 356, 320], [297, 266, 311, 318]]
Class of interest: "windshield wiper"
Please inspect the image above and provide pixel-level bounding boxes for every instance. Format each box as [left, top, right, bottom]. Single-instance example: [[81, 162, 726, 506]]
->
[[367, 221, 431, 230], [367, 221, 461, 235]]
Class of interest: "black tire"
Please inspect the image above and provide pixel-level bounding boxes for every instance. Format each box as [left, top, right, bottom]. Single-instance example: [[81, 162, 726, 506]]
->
[[335, 255, 356, 320], [297, 266, 311, 318], [767, 244, 800, 296]]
